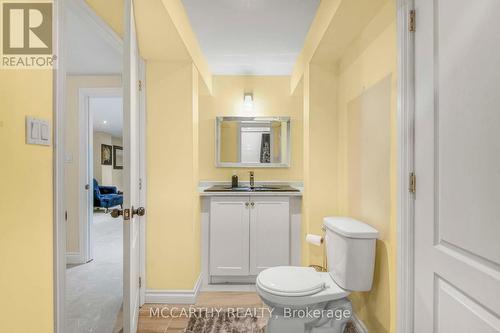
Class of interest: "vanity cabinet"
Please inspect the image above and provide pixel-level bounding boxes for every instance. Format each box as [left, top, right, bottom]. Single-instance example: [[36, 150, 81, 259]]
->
[[249, 197, 290, 275], [209, 196, 290, 277], [210, 197, 250, 276]]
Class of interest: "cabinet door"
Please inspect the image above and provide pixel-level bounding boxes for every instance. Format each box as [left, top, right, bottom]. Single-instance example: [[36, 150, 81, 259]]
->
[[210, 197, 250, 276], [250, 197, 290, 275]]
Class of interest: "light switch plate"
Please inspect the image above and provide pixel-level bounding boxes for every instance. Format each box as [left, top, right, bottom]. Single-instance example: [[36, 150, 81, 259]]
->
[[26, 117, 51, 146]]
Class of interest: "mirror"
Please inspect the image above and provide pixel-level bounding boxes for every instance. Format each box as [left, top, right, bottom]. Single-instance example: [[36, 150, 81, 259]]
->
[[216, 116, 290, 167]]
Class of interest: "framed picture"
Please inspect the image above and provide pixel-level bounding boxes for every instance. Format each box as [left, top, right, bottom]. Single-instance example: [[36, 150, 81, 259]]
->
[[101, 144, 112, 165], [113, 145, 123, 169]]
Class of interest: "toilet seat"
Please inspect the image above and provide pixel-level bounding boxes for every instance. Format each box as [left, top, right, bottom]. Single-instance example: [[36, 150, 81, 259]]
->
[[257, 266, 326, 296], [256, 267, 350, 307]]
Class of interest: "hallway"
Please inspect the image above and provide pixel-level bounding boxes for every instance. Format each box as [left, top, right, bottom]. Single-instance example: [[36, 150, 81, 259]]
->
[[66, 212, 123, 333]]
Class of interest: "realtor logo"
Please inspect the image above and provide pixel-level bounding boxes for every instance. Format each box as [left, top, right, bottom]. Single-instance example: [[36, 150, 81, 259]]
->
[[1, 1, 54, 68]]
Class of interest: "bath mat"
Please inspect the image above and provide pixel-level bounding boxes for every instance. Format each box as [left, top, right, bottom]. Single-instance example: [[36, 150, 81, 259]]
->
[[344, 321, 358, 333], [183, 310, 358, 333], [184, 310, 266, 333]]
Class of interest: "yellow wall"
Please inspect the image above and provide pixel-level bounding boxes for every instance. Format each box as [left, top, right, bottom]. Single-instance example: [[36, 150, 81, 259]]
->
[[146, 61, 200, 289], [85, 0, 124, 37], [199, 76, 303, 181], [160, 0, 212, 93], [219, 121, 239, 163], [0, 70, 53, 332], [336, 2, 397, 332], [291, 0, 342, 93], [302, 63, 339, 266], [299, 1, 397, 332]]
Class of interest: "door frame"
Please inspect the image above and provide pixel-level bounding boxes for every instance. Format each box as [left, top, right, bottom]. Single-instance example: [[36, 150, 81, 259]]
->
[[53, 1, 148, 331], [78, 87, 123, 264], [138, 58, 147, 306], [52, 0, 416, 332], [396, 0, 416, 332], [53, 0, 65, 330]]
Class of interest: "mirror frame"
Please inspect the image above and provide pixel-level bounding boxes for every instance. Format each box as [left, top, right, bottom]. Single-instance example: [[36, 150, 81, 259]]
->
[[215, 116, 291, 168]]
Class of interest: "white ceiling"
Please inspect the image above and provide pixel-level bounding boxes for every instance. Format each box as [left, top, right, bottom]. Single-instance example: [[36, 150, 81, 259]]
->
[[182, 0, 320, 76], [91, 97, 123, 138], [65, 1, 122, 74]]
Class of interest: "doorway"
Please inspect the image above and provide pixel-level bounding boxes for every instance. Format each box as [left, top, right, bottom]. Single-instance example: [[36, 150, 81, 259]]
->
[[65, 91, 124, 333], [54, 1, 146, 332]]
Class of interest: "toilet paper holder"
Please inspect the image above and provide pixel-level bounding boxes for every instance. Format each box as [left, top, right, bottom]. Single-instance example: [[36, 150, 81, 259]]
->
[[308, 226, 328, 272]]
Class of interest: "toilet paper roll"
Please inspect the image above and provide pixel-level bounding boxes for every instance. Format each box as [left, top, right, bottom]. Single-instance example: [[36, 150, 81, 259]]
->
[[306, 234, 323, 246]]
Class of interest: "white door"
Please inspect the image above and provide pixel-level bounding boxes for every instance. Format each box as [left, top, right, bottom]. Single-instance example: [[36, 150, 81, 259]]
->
[[249, 197, 289, 275], [241, 129, 264, 163], [414, 0, 500, 332], [210, 197, 250, 276], [122, 0, 143, 331]]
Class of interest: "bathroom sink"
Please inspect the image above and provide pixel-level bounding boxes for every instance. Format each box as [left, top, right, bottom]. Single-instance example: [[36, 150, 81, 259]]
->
[[253, 186, 287, 191], [204, 185, 300, 192], [203, 185, 252, 192]]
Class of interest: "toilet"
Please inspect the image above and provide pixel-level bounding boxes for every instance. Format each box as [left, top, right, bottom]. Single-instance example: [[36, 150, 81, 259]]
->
[[256, 217, 378, 333]]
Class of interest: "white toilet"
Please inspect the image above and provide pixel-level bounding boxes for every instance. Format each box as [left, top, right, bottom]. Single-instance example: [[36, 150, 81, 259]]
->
[[256, 217, 378, 333]]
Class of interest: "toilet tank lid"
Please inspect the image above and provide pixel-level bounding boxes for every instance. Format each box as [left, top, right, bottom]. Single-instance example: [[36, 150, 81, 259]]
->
[[323, 217, 379, 239]]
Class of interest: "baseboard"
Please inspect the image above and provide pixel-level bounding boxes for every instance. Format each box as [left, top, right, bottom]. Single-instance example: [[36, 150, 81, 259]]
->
[[66, 252, 85, 265], [201, 284, 256, 292], [145, 275, 202, 304], [351, 314, 369, 333], [210, 275, 256, 284]]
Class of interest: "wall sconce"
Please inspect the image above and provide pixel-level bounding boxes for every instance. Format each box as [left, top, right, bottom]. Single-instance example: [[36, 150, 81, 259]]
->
[[243, 92, 254, 111]]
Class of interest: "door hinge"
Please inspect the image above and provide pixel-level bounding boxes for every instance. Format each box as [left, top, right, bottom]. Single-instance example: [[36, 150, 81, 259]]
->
[[139, 178, 142, 190], [138, 80, 143, 92], [409, 172, 416, 193], [139, 277, 142, 288], [65, 211, 68, 221], [409, 9, 416, 32]]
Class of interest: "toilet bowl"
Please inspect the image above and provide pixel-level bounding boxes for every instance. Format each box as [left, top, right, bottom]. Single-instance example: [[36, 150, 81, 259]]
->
[[256, 217, 379, 333], [256, 266, 352, 333]]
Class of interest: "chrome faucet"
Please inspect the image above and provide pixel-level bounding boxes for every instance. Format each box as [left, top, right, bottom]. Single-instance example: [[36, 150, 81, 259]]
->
[[249, 171, 255, 188]]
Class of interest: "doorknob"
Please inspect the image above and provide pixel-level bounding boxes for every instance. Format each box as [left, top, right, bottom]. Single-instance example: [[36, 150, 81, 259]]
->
[[110, 207, 145, 220], [132, 206, 146, 217], [111, 208, 126, 219]]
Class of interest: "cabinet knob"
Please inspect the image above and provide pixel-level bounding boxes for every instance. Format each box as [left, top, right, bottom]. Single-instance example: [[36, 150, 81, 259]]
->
[[245, 202, 249, 207], [250, 202, 255, 207]]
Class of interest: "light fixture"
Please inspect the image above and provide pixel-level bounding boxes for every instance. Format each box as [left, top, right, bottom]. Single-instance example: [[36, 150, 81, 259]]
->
[[243, 92, 254, 111], [103, 120, 107, 124]]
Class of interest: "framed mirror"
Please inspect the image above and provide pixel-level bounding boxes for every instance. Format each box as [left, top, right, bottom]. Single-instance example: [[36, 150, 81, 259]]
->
[[216, 116, 290, 168]]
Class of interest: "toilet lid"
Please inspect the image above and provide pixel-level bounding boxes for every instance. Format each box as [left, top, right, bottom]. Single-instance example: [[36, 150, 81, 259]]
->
[[257, 267, 326, 296]]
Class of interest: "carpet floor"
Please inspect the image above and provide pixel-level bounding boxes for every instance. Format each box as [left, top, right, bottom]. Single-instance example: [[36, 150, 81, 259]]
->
[[66, 211, 123, 333]]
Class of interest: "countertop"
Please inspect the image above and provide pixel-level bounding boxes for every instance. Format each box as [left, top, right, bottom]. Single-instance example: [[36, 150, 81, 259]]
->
[[198, 181, 303, 197]]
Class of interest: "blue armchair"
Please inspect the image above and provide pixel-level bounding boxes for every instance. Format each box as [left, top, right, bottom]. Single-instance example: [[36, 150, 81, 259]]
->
[[93, 179, 123, 212]]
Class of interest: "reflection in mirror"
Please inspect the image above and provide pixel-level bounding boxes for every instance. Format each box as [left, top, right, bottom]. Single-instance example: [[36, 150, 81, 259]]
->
[[217, 116, 290, 167]]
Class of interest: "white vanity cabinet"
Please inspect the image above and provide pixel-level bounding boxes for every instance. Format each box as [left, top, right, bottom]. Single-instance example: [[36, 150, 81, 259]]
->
[[209, 197, 250, 276], [249, 197, 290, 275], [209, 196, 290, 277]]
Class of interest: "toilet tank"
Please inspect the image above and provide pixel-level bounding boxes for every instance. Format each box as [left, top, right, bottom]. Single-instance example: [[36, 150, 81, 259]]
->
[[323, 217, 379, 292]]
